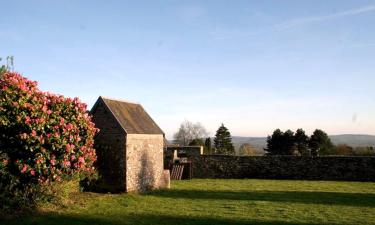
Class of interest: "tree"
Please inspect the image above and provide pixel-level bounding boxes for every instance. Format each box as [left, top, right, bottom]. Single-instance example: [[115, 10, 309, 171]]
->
[[189, 138, 204, 146], [265, 129, 296, 155], [283, 130, 296, 154], [0, 56, 14, 74], [204, 137, 212, 154], [294, 128, 310, 156], [332, 144, 354, 156], [265, 129, 284, 155], [213, 123, 235, 155], [309, 129, 334, 156], [173, 120, 208, 146], [354, 146, 375, 156], [239, 143, 256, 156]]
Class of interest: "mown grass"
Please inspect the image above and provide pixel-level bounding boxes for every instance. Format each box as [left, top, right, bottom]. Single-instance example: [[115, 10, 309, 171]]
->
[[3, 179, 375, 225]]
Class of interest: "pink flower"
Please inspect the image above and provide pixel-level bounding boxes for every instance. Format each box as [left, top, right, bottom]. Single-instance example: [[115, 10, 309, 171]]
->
[[66, 123, 73, 130], [50, 159, 56, 166], [78, 157, 85, 163], [30, 170, 35, 176], [25, 116, 31, 125], [63, 161, 71, 168], [65, 144, 74, 153], [21, 165, 28, 173], [31, 130, 37, 137]]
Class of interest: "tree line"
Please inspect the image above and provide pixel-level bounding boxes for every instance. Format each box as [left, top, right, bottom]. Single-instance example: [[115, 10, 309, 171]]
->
[[265, 129, 333, 156], [265, 128, 375, 156], [173, 121, 374, 156]]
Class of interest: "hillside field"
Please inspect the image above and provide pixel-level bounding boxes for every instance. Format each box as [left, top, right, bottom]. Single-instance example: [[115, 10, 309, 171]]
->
[[3, 179, 375, 225]]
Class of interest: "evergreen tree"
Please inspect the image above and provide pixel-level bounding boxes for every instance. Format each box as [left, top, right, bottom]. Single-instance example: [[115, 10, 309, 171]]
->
[[283, 129, 295, 154], [309, 129, 333, 156], [294, 128, 309, 156], [265, 129, 284, 155], [204, 137, 212, 154], [214, 123, 235, 155], [265, 129, 296, 155]]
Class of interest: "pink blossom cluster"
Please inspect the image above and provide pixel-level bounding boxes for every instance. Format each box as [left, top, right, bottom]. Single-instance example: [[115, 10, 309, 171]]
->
[[0, 72, 98, 185]]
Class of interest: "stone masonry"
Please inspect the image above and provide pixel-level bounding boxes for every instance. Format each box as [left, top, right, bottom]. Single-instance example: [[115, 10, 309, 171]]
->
[[126, 134, 169, 192], [91, 96, 170, 192]]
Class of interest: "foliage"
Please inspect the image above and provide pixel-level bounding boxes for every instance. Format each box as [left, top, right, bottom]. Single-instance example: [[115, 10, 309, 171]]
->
[[329, 144, 354, 156], [238, 143, 256, 156], [326, 145, 375, 156], [265, 129, 296, 155], [264, 129, 284, 155], [294, 128, 310, 155], [265, 128, 334, 156], [213, 123, 235, 155], [309, 129, 334, 156], [173, 120, 208, 146], [0, 56, 14, 74], [0, 72, 98, 211], [353, 146, 375, 156], [5, 179, 375, 225], [204, 137, 212, 154], [188, 138, 205, 146]]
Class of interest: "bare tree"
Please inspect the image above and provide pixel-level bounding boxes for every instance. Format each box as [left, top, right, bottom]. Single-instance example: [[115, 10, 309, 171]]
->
[[239, 143, 256, 156], [173, 120, 208, 146]]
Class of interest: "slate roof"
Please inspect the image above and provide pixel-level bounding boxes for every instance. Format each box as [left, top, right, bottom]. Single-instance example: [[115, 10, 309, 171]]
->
[[94, 96, 164, 135]]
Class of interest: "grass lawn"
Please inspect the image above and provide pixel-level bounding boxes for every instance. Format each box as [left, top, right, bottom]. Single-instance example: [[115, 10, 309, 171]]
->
[[3, 179, 375, 225]]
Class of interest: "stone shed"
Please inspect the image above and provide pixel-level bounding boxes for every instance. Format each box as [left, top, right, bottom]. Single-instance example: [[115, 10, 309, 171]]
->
[[91, 96, 170, 192]]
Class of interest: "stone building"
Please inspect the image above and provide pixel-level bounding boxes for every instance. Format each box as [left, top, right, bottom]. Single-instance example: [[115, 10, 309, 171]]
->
[[91, 96, 170, 192]]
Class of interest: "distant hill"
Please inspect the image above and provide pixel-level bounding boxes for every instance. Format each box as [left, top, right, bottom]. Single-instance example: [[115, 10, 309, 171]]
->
[[232, 134, 375, 155], [329, 134, 375, 147]]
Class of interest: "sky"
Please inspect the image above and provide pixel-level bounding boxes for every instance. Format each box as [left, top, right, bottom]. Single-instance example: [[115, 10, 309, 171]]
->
[[1, 0, 375, 138]]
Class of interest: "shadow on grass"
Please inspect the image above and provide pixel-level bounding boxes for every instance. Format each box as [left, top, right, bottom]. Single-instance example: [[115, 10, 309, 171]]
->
[[148, 189, 375, 208], [2, 213, 333, 225]]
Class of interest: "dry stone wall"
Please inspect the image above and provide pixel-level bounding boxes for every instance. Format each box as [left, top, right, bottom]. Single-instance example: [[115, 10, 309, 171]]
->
[[192, 155, 375, 181]]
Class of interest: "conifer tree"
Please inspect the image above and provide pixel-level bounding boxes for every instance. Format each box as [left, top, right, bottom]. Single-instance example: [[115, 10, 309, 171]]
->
[[205, 137, 212, 154], [309, 129, 333, 156], [214, 123, 235, 155], [294, 128, 309, 155]]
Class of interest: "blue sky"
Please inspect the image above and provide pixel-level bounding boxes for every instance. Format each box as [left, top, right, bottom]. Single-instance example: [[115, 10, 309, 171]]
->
[[1, 0, 375, 138]]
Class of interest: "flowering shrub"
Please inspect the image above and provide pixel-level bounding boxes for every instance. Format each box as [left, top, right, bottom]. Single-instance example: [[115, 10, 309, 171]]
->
[[0, 72, 98, 209]]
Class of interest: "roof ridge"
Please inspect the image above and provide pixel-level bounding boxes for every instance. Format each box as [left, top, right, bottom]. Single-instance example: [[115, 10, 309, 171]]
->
[[101, 96, 140, 105]]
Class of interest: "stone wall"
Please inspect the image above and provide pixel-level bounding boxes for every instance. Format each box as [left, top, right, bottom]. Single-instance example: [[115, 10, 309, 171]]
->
[[126, 134, 169, 192], [164, 146, 203, 168], [91, 101, 126, 192], [192, 155, 375, 181]]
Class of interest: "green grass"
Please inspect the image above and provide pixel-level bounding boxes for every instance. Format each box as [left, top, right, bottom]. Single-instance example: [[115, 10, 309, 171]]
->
[[3, 179, 375, 225]]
